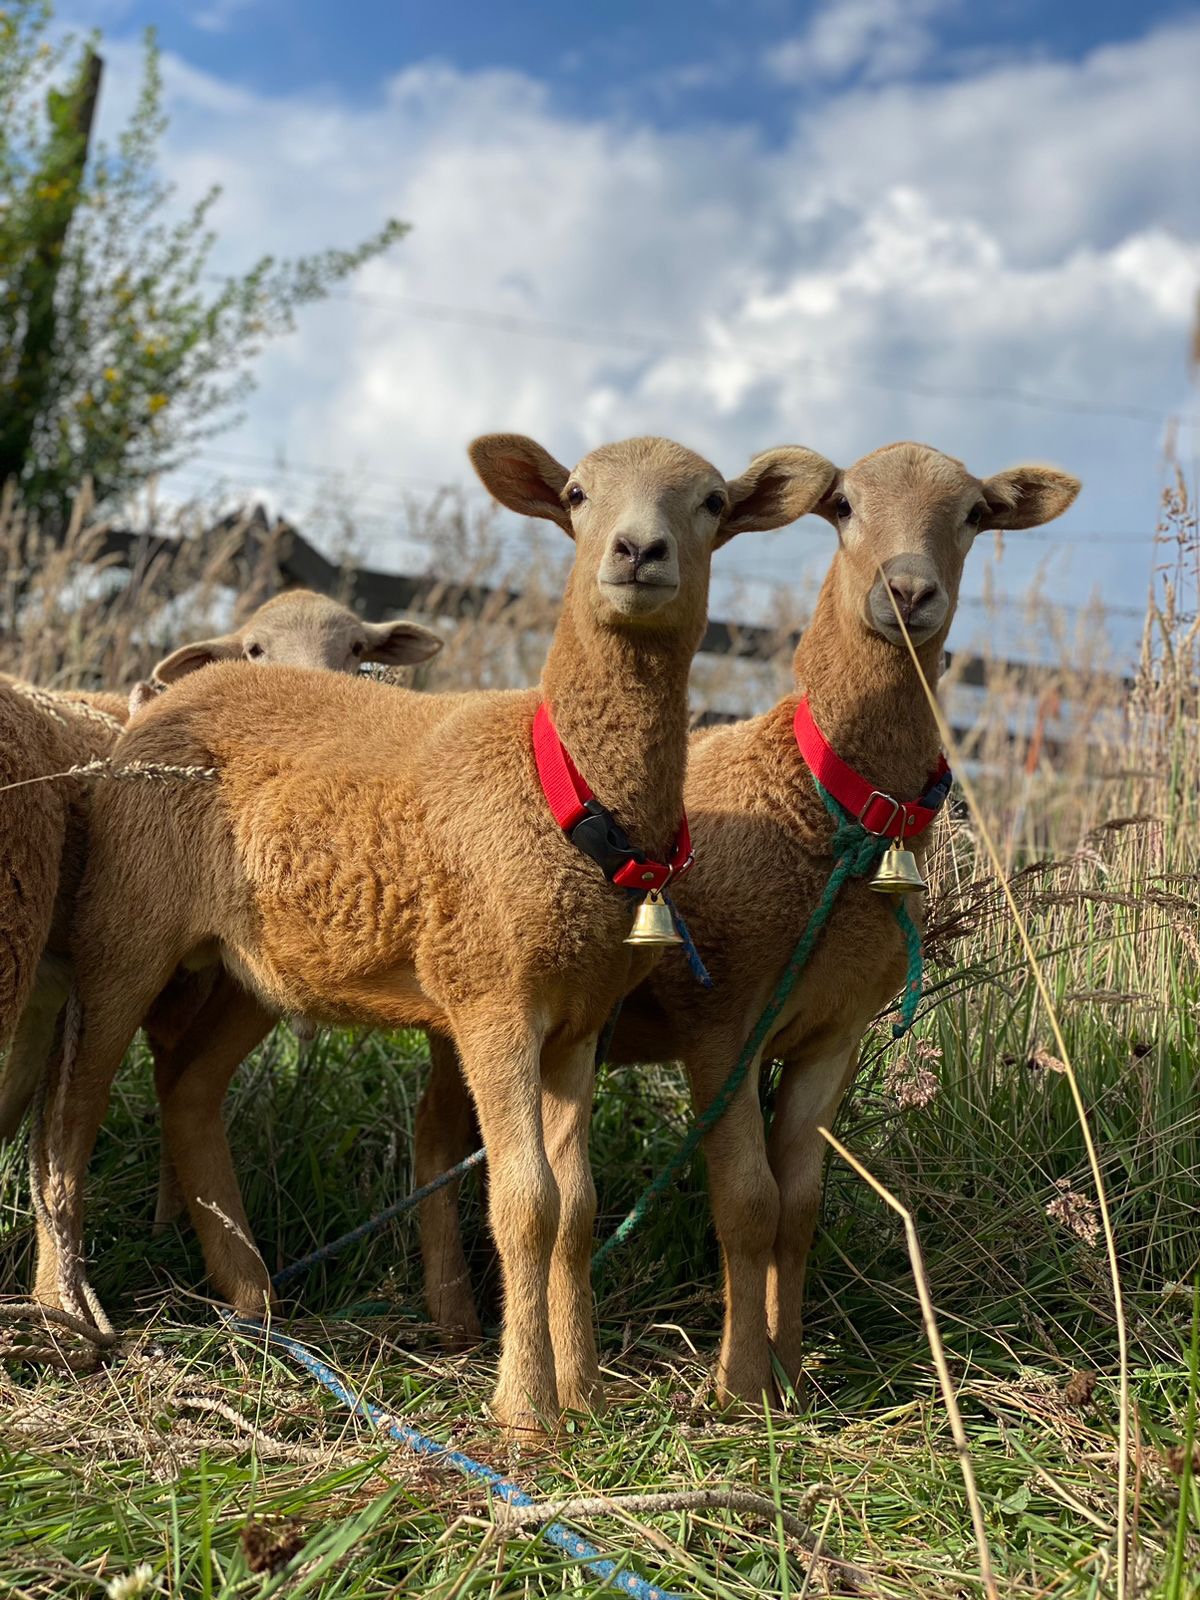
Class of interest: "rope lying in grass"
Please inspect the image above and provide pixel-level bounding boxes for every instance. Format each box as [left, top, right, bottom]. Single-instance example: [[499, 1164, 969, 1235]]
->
[[238, 1318, 687, 1600], [496, 1487, 867, 1591], [497, 1486, 813, 1539], [0, 1298, 117, 1370], [271, 1148, 488, 1290], [174, 1393, 374, 1472]]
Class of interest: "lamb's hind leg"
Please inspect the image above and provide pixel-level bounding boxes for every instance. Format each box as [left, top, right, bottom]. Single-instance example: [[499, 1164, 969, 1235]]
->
[[0, 954, 70, 1143], [765, 1042, 859, 1389], [451, 1004, 559, 1434], [415, 1031, 482, 1341], [147, 969, 223, 1233], [691, 1034, 779, 1407], [31, 941, 185, 1319]]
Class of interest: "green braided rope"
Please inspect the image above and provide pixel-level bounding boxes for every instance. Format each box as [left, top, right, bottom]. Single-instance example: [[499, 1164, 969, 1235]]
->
[[892, 898, 923, 1037], [593, 781, 925, 1270]]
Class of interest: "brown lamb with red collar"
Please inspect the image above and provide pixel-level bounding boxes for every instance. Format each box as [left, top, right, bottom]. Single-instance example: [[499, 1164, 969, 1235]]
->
[[32, 432, 832, 1434]]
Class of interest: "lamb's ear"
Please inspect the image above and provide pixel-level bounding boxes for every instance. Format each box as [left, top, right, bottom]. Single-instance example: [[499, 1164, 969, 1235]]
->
[[361, 619, 444, 665], [981, 465, 1080, 530], [152, 632, 244, 684], [718, 447, 838, 546], [468, 434, 572, 534], [128, 679, 165, 717]]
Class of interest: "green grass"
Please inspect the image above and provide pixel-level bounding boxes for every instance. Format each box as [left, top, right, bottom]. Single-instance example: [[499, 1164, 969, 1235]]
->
[[3, 825, 1200, 1598]]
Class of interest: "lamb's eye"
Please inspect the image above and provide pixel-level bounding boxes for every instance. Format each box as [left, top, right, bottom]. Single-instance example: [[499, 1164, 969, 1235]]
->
[[566, 484, 586, 507], [351, 640, 365, 658], [966, 503, 985, 527], [833, 494, 852, 520], [246, 643, 264, 659], [704, 491, 725, 516]]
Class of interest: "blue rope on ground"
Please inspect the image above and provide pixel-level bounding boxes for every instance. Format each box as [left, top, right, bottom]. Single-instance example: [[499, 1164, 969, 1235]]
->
[[271, 1147, 486, 1290], [237, 1318, 684, 1600]]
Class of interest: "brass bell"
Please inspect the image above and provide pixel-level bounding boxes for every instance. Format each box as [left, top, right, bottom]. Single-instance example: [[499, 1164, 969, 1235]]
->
[[624, 890, 683, 946], [869, 840, 927, 895]]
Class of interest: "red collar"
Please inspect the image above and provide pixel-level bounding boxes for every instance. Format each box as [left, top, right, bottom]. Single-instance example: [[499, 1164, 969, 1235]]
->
[[793, 697, 951, 839], [532, 703, 693, 892]]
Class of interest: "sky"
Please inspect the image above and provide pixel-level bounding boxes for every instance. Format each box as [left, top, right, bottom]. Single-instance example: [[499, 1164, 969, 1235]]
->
[[70, 0, 1200, 663]]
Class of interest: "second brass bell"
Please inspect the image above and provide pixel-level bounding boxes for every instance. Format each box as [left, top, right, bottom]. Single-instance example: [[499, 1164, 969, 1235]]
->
[[869, 841, 926, 895], [625, 889, 682, 946]]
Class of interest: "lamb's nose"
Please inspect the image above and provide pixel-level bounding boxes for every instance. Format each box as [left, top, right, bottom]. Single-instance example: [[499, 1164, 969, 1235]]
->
[[613, 536, 669, 572], [887, 576, 938, 622]]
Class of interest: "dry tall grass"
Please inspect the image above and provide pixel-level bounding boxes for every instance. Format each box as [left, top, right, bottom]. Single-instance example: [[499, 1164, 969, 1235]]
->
[[2, 474, 1199, 1596]]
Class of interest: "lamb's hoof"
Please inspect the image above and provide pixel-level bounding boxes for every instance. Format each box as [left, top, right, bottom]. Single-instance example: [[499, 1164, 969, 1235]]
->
[[557, 1378, 607, 1420], [227, 1283, 278, 1322], [429, 1293, 483, 1348], [713, 1364, 774, 1414], [487, 1388, 558, 1437]]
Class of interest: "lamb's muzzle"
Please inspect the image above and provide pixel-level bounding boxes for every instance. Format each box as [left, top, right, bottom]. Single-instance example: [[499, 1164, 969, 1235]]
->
[[870, 554, 946, 642]]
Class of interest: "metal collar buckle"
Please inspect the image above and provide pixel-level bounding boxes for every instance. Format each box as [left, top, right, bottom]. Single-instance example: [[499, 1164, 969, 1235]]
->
[[857, 790, 903, 837]]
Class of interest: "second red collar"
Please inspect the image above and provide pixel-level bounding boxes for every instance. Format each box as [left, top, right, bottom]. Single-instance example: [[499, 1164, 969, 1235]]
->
[[793, 697, 952, 839]]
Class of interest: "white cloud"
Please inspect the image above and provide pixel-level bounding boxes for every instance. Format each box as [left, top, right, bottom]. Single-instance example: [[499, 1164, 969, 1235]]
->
[[191, 0, 257, 34], [768, 0, 953, 84], [794, 22, 1200, 264], [89, 19, 1200, 655]]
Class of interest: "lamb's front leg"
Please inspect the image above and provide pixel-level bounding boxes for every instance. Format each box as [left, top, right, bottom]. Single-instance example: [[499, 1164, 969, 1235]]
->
[[150, 974, 273, 1234], [415, 1031, 482, 1341], [541, 1034, 602, 1415], [32, 948, 182, 1322], [765, 1042, 859, 1388], [454, 1007, 559, 1433]]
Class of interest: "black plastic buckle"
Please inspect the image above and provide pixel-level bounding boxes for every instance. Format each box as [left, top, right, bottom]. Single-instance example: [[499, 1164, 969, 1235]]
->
[[920, 766, 955, 812], [568, 798, 643, 883]]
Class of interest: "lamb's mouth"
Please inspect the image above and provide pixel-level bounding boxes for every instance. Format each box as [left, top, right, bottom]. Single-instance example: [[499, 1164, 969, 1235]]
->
[[599, 577, 678, 612], [601, 571, 676, 588], [872, 614, 943, 647]]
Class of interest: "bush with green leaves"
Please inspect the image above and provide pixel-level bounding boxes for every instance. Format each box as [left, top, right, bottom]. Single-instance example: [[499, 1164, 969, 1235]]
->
[[0, 0, 406, 525]]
